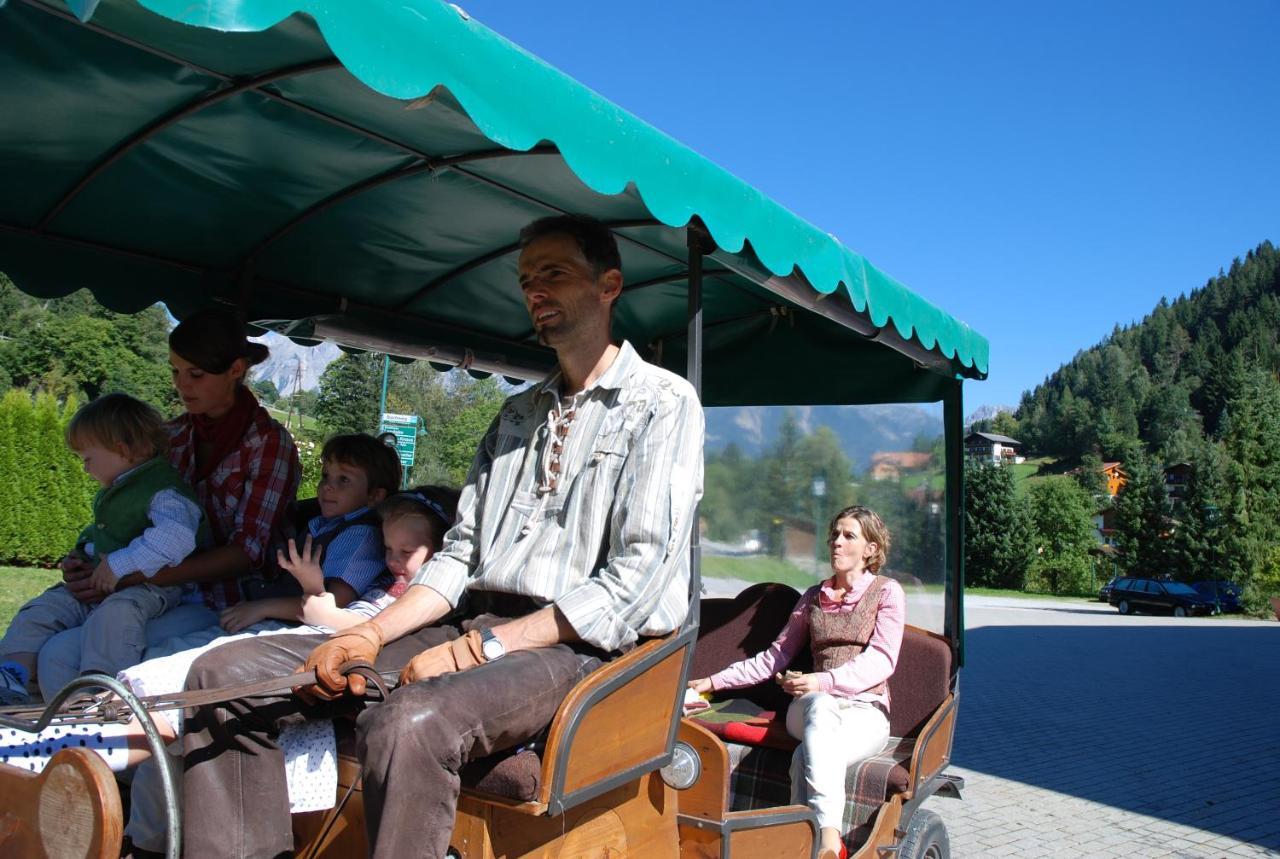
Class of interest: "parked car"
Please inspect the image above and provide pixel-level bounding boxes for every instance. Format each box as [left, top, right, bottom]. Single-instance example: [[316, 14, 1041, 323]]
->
[[1191, 580, 1242, 613], [1098, 577, 1118, 601], [1108, 578, 1217, 617]]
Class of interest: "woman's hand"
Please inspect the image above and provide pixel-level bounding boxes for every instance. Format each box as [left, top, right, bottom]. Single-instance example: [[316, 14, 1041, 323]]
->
[[687, 677, 713, 694], [220, 601, 269, 633], [277, 535, 325, 595], [779, 672, 822, 697]]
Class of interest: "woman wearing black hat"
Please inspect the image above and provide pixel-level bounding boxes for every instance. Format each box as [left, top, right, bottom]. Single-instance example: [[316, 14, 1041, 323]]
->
[[39, 308, 302, 696]]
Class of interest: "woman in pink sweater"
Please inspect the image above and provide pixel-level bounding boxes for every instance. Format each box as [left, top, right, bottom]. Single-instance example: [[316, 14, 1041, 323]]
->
[[689, 506, 906, 859]]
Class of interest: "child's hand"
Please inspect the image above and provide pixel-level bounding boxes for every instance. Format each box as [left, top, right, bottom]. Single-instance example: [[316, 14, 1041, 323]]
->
[[300, 592, 339, 627], [277, 536, 325, 595], [778, 672, 821, 697], [220, 601, 268, 633], [687, 677, 713, 694], [89, 558, 119, 596]]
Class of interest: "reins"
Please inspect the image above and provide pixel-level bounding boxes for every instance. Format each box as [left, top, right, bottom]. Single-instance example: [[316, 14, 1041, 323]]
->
[[0, 660, 394, 733]]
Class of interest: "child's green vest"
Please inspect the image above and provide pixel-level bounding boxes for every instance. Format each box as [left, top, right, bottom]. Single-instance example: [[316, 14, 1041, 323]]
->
[[76, 457, 210, 564]]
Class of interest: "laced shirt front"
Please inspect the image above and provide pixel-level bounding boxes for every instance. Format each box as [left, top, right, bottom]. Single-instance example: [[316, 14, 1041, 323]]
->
[[410, 340, 704, 652]]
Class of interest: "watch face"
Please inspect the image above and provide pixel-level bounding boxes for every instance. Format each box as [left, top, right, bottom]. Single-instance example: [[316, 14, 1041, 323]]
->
[[482, 637, 504, 660]]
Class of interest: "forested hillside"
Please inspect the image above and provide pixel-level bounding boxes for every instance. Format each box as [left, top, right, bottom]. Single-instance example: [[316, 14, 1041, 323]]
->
[[971, 242, 1280, 610], [1008, 241, 1279, 463]]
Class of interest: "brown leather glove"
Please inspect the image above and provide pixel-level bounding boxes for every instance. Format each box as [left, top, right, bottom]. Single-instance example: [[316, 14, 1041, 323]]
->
[[297, 623, 384, 701], [398, 630, 485, 686]]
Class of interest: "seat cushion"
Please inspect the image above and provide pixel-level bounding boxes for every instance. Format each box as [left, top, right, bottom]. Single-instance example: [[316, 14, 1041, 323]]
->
[[459, 748, 542, 803], [334, 720, 543, 804]]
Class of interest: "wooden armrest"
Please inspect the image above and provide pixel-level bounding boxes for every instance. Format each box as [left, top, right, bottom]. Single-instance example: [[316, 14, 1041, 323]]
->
[[903, 691, 957, 799], [537, 627, 696, 814]]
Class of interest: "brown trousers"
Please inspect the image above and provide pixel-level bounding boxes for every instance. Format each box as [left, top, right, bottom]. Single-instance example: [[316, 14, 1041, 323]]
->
[[181, 616, 602, 859]]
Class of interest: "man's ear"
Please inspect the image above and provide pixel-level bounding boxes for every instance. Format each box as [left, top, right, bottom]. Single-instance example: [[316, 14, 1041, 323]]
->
[[369, 487, 390, 505], [598, 268, 623, 304]]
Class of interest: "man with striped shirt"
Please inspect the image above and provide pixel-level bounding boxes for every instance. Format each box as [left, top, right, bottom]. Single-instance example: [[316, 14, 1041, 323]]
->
[[181, 214, 705, 859]]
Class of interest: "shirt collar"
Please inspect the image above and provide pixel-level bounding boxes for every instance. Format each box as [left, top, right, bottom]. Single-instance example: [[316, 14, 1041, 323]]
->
[[818, 571, 876, 606], [534, 340, 639, 403], [310, 504, 372, 534], [110, 456, 157, 487]]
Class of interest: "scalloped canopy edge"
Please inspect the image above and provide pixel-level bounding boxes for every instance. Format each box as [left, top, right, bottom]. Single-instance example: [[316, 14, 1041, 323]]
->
[[65, 0, 988, 376]]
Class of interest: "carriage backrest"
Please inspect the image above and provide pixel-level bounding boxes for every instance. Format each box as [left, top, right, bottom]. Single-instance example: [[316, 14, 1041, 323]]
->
[[693, 582, 952, 738]]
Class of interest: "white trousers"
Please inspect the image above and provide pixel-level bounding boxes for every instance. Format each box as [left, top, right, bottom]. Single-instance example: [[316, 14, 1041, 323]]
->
[[785, 692, 891, 830]]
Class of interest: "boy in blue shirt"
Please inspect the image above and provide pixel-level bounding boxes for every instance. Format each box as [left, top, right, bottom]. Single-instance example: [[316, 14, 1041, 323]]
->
[[215, 433, 401, 633]]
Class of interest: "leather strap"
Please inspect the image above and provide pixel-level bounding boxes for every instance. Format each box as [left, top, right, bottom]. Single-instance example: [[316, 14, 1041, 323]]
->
[[0, 661, 395, 730]]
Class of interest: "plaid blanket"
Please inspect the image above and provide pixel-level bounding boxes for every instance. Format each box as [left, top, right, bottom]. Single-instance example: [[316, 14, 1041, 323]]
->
[[694, 702, 915, 838]]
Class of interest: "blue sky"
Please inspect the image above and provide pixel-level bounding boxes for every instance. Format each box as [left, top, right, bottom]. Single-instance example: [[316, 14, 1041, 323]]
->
[[459, 1, 1279, 412]]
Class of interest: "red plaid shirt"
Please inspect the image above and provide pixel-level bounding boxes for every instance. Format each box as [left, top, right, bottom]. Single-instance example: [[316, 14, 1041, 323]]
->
[[166, 404, 301, 610]]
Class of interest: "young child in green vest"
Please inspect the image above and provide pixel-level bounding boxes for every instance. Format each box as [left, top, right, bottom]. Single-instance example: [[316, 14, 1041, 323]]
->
[[0, 393, 210, 704]]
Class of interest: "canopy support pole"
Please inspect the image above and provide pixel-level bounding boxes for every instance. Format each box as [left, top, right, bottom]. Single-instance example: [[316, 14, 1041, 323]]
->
[[685, 224, 709, 630], [943, 379, 965, 666]]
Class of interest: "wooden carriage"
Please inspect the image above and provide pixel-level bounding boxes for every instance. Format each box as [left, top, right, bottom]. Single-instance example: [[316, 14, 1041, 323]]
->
[[0, 1, 986, 857]]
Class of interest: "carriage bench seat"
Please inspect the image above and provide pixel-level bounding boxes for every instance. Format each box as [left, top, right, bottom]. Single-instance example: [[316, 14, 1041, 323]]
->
[[686, 582, 955, 840]]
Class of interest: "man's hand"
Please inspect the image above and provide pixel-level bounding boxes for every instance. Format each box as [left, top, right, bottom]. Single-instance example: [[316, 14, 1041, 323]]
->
[[88, 558, 119, 597], [777, 671, 821, 697], [61, 553, 99, 603], [277, 535, 325, 596], [296, 624, 384, 702], [398, 630, 484, 686], [687, 677, 714, 694]]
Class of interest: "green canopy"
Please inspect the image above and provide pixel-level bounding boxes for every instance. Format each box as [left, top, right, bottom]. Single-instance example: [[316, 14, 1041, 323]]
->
[[0, 0, 988, 405]]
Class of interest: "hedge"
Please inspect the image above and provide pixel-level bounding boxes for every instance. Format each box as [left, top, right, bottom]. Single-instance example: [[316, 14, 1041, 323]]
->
[[0, 389, 97, 566]]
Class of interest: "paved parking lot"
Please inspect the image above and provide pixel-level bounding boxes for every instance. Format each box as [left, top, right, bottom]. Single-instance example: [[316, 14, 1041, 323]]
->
[[924, 596, 1280, 857]]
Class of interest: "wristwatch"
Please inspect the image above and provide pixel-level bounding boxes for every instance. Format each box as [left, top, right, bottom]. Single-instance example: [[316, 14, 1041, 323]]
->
[[478, 627, 506, 662]]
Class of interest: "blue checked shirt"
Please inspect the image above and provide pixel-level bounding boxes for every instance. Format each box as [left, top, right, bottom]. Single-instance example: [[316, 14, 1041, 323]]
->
[[308, 506, 387, 597], [99, 489, 204, 579], [411, 341, 704, 652]]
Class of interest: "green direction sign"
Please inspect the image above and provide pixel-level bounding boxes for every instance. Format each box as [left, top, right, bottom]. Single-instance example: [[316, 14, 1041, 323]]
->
[[379, 412, 418, 468]]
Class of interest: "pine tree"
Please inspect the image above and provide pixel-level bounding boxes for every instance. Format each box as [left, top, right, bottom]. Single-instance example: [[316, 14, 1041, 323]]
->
[[963, 463, 1032, 590], [314, 353, 383, 437], [1222, 369, 1280, 608], [1113, 452, 1174, 579]]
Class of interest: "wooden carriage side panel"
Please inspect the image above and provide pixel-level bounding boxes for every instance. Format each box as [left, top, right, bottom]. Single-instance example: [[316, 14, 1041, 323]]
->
[[0, 748, 122, 859], [542, 635, 690, 801], [850, 795, 904, 859], [674, 719, 731, 821], [453, 772, 678, 859], [724, 809, 816, 859], [904, 693, 957, 799]]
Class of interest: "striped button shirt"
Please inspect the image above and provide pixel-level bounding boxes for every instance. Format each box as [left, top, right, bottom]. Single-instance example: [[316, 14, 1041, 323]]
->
[[412, 341, 704, 652]]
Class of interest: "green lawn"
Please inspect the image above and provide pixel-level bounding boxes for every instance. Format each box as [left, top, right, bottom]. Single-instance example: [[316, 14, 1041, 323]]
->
[[1007, 456, 1058, 492], [701, 555, 819, 590], [0, 566, 61, 636], [263, 404, 319, 434]]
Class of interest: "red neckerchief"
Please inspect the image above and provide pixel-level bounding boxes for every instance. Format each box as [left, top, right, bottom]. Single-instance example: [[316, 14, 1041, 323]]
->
[[191, 385, 257, 482]]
